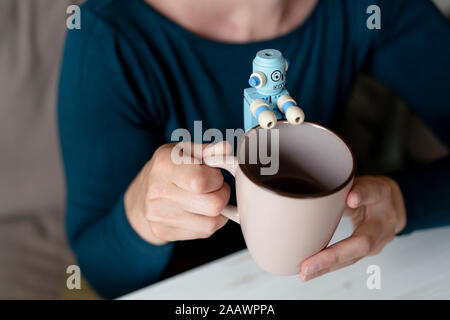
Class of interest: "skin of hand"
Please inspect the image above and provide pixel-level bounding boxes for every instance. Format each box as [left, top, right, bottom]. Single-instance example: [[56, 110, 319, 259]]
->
[[124, 142, 232, 245], [299, 175, 407, 281]]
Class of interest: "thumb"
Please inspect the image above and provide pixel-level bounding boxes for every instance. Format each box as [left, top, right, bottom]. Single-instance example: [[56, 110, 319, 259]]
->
[[347, 178, 385, 208], [203, 141, 233, 158]]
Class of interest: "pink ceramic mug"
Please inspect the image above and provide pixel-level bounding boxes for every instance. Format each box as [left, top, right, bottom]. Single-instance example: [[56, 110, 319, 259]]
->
[[204, 121, 355, 275]]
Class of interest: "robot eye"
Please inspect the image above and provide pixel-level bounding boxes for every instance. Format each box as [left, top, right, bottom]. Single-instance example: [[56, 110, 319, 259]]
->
[[248, 72, 266, 88], [271, 70, 282, 82]]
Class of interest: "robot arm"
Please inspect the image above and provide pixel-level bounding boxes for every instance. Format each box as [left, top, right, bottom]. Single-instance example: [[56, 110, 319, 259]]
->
[[249, 98, 277, 129], [276, 94, 305, 125]]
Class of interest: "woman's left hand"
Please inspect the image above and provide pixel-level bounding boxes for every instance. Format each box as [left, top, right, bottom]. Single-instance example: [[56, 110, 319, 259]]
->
[[299, 175, 407, 282]]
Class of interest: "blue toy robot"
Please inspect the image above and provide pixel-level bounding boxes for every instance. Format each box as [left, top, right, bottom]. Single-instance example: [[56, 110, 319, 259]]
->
[[244, 49, 305, 132]]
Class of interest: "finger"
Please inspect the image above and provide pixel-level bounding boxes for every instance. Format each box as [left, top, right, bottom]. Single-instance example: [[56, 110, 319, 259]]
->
[[146, 198, 228, 234], [171, 162, 224, 193], [171, 182, 231, 216], [369, 232, 395, 256], [181, 213, 228, 237], [352, 213, 395, 256], [343, 206, 366, 229], [342, 205, 357, 217], [346, 177, 386, 208], [299, 232, 375, 281], [150, 223, 218, 242], [172, 141, 232, 164], [300, 257, 361, 282], [172, 142, 209, 163], [203, 141, 233, 158]]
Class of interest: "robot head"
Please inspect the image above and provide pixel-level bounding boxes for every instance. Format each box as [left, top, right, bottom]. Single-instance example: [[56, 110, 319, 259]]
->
[[248, 49, 289, 96]]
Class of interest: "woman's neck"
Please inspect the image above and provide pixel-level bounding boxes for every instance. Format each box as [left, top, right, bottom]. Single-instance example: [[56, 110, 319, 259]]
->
[[145, 0, 318, 43]]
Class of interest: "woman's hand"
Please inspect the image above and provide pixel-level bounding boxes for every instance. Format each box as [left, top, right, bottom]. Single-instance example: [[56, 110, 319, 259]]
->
[[124, 142, 231, 246], [299, 175, 407, 281]]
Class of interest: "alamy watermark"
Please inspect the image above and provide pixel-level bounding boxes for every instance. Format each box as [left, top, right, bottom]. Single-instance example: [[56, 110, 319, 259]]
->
[[66, 5, 81, 30], [170, 121, 280, 176], [366, 264, 381, 290], [367, 5, 381, 30], [65, 4, 382, 31], [66, 265, 81, 290]]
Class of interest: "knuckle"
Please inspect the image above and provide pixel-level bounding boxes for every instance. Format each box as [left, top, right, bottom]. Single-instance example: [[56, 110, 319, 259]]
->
[[222, 181, 231, 197], [209, 193, 227, 215], [387, 232, 396, 242], [385, 209, 397, 225], [145, 200, 165, 222], [143, 199, 157, 220], [143, 208, 153, 221], [376, 178, 391, 198], [144, 211, 153, 221], [203, 217, 224, 237], [147, 183, 167, 200], [204, 220, 218, 235], [326, 251, 340, 265], [191, 171, 209, 193], [358, 235, 373, 255], [151, 225, 168, 240], [196, 228, 214, 239], [152, 146, 170, 168], [370, 247, 383, 256], [384, 234, 395, 246], [355, 184, 368, 199], [210, 168, 224, 185]]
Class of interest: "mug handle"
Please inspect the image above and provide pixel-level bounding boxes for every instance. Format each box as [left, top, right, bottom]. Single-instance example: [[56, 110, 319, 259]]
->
[[203, 155, 240, 224]]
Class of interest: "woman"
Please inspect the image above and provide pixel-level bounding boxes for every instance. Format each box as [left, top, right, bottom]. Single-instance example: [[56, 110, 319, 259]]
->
[[58, 0, 450, 298]]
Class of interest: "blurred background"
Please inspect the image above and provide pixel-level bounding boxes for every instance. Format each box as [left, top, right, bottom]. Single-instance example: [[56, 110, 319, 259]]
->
[[0, 0, 448, 299]]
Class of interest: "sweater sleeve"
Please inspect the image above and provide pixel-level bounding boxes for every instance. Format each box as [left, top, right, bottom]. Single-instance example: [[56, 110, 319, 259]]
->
[[365, 0, 450, 234], [58, 10, 173, 299]]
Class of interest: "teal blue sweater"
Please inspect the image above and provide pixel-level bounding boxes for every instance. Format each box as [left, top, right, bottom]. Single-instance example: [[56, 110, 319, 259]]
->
[[58, 0, 450, 298]]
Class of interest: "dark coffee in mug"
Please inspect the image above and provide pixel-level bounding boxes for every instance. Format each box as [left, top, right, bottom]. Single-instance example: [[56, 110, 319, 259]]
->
[[261, 176, 326, 195]]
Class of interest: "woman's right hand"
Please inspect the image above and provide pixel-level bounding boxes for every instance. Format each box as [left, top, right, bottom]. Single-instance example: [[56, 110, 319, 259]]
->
[[124, 142, 231, 245]]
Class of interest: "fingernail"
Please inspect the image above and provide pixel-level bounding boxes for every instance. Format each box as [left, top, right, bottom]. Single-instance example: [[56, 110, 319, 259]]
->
[[300, 272, 307, 282], [300, 263, 321, 281], [306, 263, 321, 276], [350, 192, 360, 206], [203, 144, 215, 157]]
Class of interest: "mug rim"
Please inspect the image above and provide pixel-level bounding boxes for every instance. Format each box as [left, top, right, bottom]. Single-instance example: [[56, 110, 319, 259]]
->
[[237, 120, 356, 199]]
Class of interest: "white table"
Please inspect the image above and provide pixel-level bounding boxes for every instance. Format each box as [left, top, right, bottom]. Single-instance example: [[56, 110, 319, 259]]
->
[[121, 217, 450, 300]]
